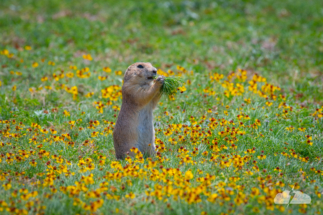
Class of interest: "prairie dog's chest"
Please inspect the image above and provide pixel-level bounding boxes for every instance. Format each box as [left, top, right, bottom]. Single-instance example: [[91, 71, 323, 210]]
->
[[138, 104, 153, 132], [137, 103, 154, 148]]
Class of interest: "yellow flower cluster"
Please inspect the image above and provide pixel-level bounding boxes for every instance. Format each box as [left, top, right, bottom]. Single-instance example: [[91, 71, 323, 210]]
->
[[101, 85, 122, 101]]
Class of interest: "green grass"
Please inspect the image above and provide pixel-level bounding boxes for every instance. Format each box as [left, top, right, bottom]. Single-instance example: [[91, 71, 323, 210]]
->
[[0, 0, 322, 214]]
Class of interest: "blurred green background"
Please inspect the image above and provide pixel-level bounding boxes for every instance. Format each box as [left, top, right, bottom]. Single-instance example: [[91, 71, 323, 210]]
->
[[1, 0, 323, 101]]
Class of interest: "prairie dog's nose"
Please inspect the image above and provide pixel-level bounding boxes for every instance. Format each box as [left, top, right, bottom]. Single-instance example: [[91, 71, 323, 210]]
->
[[152, 68, 157, 75]]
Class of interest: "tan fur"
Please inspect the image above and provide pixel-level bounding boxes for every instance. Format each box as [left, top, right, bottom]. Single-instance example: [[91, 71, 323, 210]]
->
[[113, 62, 164, 159]]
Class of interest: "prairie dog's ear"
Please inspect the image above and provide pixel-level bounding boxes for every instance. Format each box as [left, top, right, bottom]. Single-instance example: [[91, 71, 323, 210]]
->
[[124, 69, 130, 77], [124, 69, 133, 82]]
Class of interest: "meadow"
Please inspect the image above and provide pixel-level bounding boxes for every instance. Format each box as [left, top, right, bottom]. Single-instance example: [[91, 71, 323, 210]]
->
[[0, 0, 322, 214]]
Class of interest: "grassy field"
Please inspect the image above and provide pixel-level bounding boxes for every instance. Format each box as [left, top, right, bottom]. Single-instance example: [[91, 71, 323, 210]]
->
[[0, 0, 323, 214]]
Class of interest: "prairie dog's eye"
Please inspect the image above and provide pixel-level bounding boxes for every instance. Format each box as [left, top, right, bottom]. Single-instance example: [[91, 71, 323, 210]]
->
[[137, 64, 144, 69]]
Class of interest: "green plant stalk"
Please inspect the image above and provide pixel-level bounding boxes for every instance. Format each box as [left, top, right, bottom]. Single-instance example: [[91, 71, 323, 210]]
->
[[154, 76, 182, 96]]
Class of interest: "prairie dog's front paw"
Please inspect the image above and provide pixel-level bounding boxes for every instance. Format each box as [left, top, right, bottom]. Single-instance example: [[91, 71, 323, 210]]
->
[[155, 75, 165, 85]]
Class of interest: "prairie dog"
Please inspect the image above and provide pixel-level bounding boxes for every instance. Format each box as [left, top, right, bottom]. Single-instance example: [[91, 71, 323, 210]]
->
[[113, 62, 164, 159]]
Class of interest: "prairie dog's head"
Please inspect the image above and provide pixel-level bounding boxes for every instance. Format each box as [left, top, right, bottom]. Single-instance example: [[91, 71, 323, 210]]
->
[[124, 62, 157, 84]]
